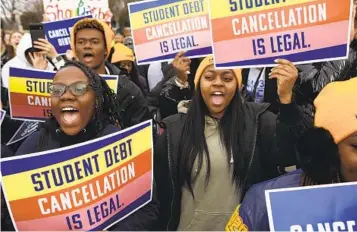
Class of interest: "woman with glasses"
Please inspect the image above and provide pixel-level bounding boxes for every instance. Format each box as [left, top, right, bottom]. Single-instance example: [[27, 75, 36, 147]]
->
[[4, 61, 159, 231]]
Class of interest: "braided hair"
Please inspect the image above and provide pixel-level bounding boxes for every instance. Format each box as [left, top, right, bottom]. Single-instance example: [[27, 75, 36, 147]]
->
[[37, 60, 121, 151]]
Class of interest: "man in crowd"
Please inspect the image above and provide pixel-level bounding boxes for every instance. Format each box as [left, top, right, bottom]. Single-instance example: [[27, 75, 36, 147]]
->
[[70, 18, 150, 128]]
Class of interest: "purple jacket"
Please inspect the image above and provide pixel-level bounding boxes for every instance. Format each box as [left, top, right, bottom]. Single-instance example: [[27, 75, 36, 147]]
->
[[226, 170, 303, 231]]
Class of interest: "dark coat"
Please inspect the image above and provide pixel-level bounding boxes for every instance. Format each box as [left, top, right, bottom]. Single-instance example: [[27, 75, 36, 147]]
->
[[154, 101, 311, 230], [105, 62, 151, 128]]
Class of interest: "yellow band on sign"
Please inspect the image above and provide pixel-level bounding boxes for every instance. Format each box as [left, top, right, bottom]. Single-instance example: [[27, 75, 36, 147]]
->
[[9, 77, 52, 96], [2, 127, 152, 201], [131, 0, 208, 29], [106, 79, 118, 94], [209, 0, 317, 19], [9, 77, 118, 96]]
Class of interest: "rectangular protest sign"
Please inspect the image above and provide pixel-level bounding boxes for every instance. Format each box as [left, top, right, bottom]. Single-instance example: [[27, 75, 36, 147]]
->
[[265, 182, 357, 232], [43, 0, 112, 22], [0, 109, 5, 125], [8, 67, 118, 121], [128, 0, 212, 65], [43, 15, 92, 55], [209, 0, 353, 68], [1, 121, 153, 231]]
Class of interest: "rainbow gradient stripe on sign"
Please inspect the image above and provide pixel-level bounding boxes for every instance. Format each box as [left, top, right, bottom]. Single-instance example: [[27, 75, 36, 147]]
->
[[129, 0, 213, 65], [8, 67, 118, 122], [1, 121, 153, 231], [209, 0, 352, 68]]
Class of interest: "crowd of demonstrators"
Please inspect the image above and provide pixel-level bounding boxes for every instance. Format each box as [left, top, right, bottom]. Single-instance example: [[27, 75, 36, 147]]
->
[[0, 4, 356, 230], [153, 56, 312, 230], [235, 78, 357, 231]]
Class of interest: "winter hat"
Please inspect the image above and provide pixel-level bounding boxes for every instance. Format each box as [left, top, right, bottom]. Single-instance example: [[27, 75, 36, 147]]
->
[[314, 78, 357, 144], [70, 18, 114, 59], [111, 43, 134, 63], [194, 55, 242, 89]]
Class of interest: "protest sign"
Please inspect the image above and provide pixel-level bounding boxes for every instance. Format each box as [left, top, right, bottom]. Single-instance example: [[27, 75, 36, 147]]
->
[[43, 0, 112, 22], [209, 0, 353, 68], [8, 67, 118, 121], [43, 15, 92, 55], [0, 109, 5, 125], [128, 0, 212, 65], [6, 121, 40, 146], [1, 120, 153, 231], [265, 182, 357, 232]]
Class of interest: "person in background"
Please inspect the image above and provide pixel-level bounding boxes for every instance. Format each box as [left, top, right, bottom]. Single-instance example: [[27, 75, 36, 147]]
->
[[1, 29, 15, 68], [154, 55, 311, 230], [114, 32, 124, 44], [159, 52, 201, 119], [0, 61, 159, 231], [230, 78, 357, 231], [123, 36, 134, 51], [9, 31, 22, 50], [4, 32, 11, 45], [123, 24, 131, 37], [1, 33, 62, 89], [111, 43, 149, 95], [70, 18, 150, 128]]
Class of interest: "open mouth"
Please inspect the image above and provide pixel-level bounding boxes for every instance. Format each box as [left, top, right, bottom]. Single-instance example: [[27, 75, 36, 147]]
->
[[211, 91, 225, 105], [83, 53, 94, 63], [61, 107, 80, 125]]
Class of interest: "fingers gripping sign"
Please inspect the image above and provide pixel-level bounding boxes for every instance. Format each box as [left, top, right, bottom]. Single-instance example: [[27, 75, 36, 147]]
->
[[268, 59, 298, 104]]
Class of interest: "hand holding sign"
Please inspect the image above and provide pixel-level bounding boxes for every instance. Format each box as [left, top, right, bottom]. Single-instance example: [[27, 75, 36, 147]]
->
[[33, 38, 59, 60], [269, 59, 298, 104], [173, 51, 191, 83], [29, 52, 48, 70]]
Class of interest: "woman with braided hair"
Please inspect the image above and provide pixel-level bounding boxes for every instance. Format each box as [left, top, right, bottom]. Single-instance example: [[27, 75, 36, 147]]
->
[[226, 78, 357, 231], [6, 61, 159, 231]]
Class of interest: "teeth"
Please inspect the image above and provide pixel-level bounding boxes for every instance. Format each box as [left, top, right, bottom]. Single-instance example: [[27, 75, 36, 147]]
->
[[62, 107, 77, 112], [212, 92, 223, 95]]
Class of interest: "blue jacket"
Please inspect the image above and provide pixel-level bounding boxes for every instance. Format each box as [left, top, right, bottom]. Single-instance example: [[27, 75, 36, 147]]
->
[[226, 170, 303, 231]]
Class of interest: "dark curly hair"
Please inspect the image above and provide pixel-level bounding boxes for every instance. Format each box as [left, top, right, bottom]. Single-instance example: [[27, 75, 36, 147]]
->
[[37, 60, 121, 150]]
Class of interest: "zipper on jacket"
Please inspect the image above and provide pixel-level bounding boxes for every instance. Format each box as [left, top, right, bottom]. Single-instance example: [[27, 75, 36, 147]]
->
[[166, 131, 176, 230]]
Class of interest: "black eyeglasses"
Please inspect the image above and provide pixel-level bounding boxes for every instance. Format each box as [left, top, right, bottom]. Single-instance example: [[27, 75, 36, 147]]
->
[[50, 82, 92, 97]]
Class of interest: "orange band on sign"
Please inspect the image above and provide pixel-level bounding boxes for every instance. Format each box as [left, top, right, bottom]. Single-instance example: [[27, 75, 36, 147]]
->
[[9, 150, 152, 221], [133, 14, 210, 45], [211, 0, 349, 43]]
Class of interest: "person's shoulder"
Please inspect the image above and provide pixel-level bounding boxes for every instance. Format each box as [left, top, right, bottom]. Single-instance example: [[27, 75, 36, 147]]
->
[[101, 124, 121, 135], [15, 131, 42, 156], [244, 170, 302, 204]]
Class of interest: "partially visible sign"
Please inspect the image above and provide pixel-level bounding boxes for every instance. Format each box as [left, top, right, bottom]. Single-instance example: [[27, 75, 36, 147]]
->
[[0, 109, 5, 125], [6, 121, 40, 146], [209, 0, 352, 68], [1, 121, 153, 231], [128, 0, 212, 65], [266, 182, 357, 232], [8, 67, 118, 121], [43, 0, 112, 22], [43, 15, 92, 54]]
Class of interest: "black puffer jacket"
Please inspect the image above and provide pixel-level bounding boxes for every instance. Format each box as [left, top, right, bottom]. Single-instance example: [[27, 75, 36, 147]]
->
[[105, 62, 151, 128], [154, 101, 311, 230], [299, 40, 357, 93]]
